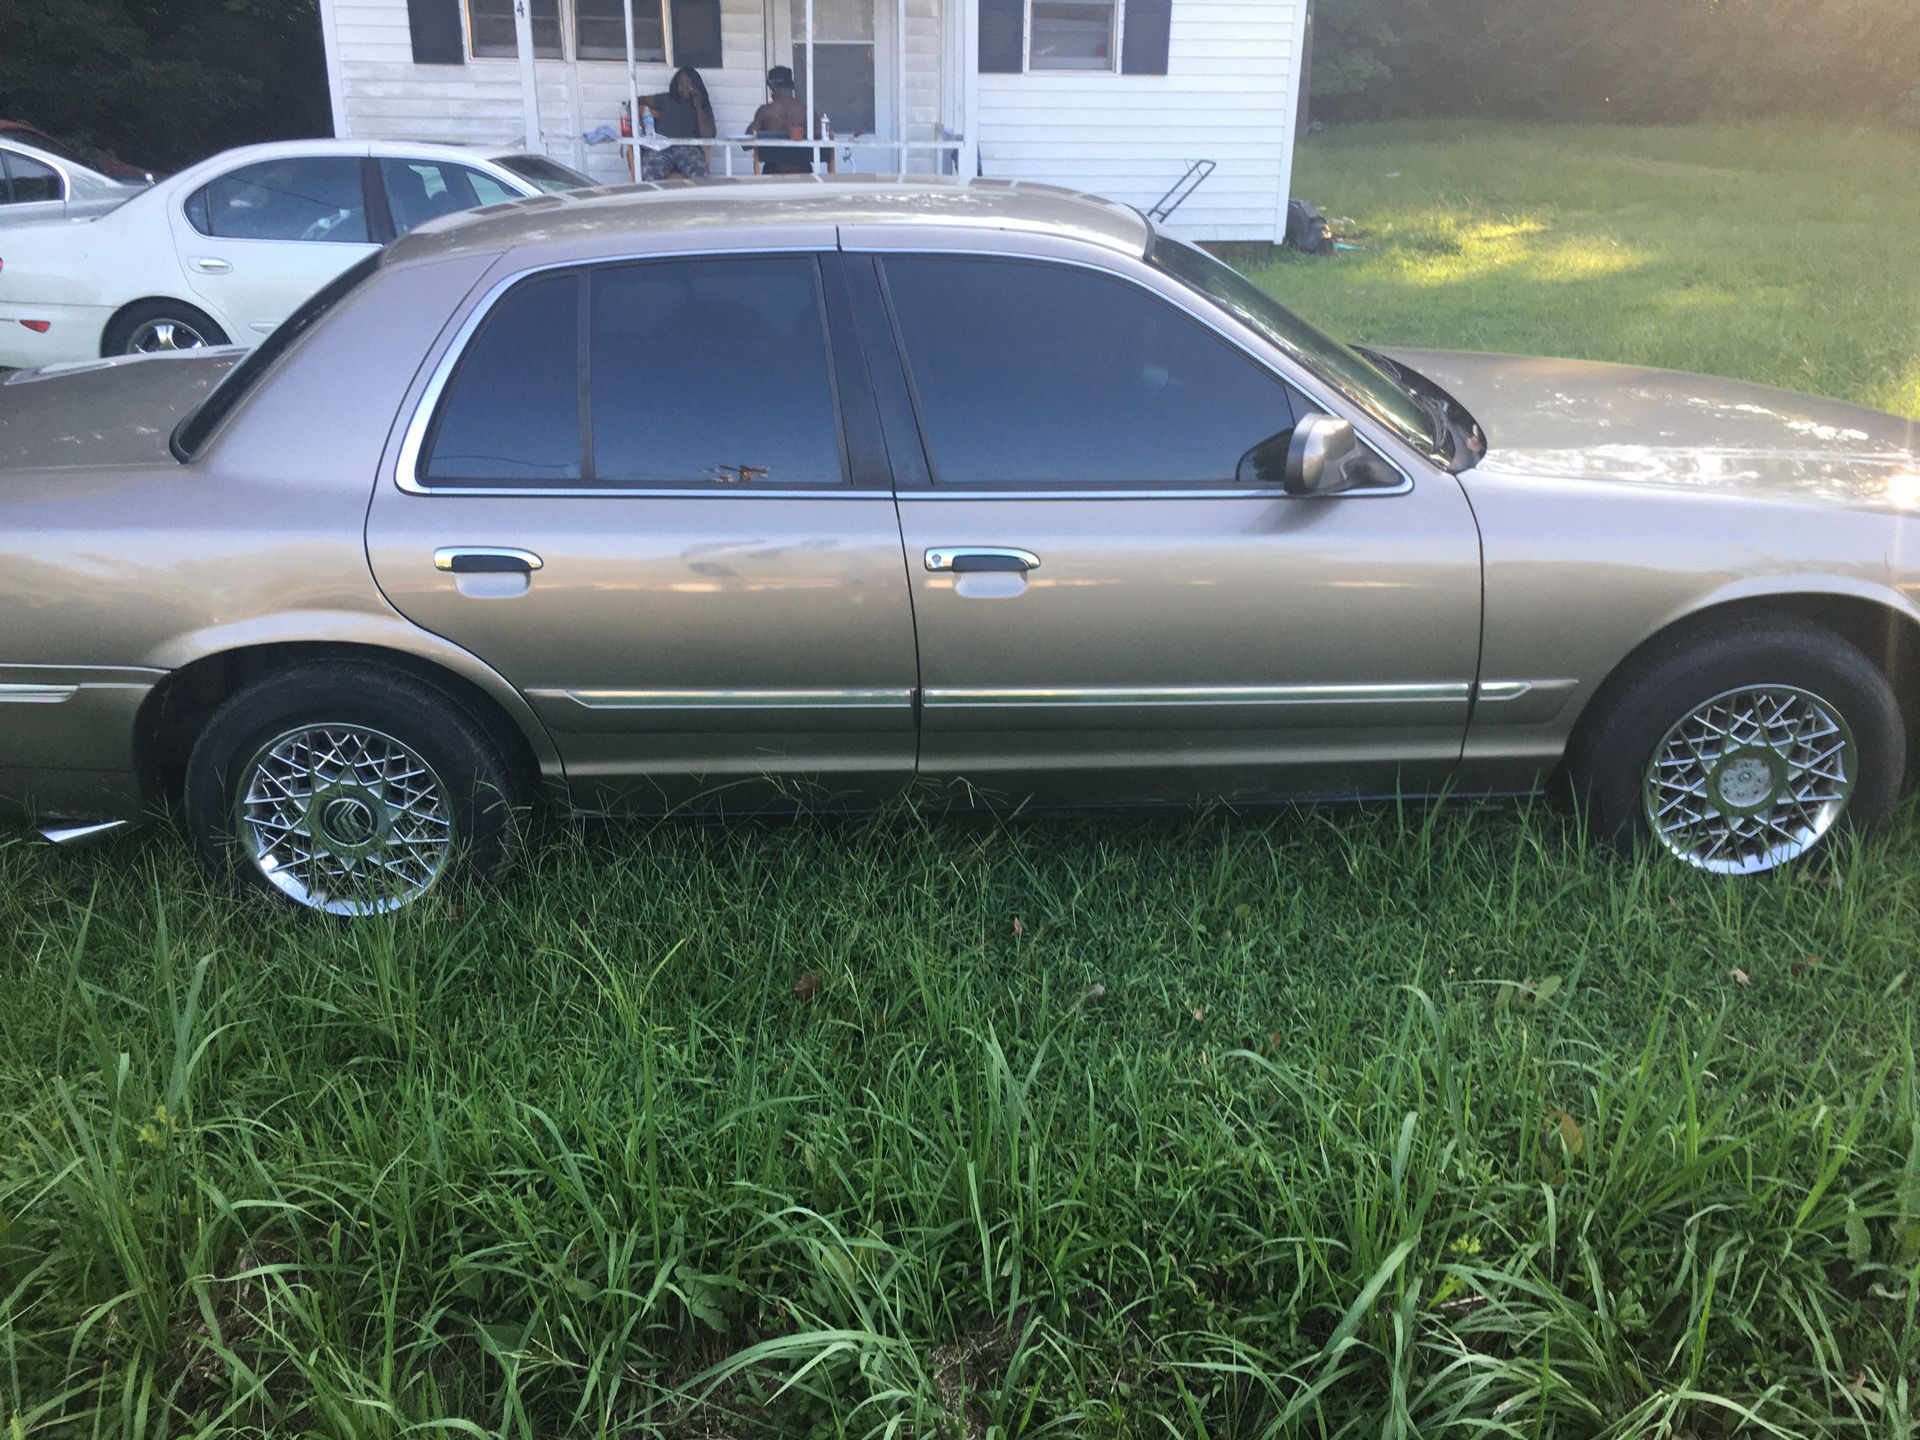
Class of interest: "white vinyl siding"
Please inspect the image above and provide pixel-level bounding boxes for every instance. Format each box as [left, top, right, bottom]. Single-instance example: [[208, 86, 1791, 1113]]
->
[[974, 0, 1296, 241]]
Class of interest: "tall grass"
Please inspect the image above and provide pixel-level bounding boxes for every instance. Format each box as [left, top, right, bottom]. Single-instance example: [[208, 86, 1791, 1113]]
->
[[4, 800, 1917, 1436], [5, 118, 1920, 1435]]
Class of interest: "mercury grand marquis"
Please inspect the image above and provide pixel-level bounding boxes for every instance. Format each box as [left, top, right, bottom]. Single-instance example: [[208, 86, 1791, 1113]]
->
[[3, 177, 1918, 914]]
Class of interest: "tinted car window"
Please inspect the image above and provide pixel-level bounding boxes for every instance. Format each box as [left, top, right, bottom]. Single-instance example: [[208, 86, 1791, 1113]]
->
[[2, 151, 63, 204], [380, 158, 515, 236], [881, 256, 1297, 487], [188, 157, 370, 243], [495, 153, 594, 193], [589, 257, 843, 486], [424, 273, 581, 485]]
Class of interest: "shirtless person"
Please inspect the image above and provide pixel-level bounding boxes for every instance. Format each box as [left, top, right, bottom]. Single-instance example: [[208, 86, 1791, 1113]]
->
[[750, 66, 814, 175]]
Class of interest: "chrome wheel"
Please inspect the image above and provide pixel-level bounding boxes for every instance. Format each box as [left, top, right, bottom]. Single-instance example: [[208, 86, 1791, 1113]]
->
[[1644, 685, 1855, 874], [234, 724, 454, 915], [126, 318, 210, 353]]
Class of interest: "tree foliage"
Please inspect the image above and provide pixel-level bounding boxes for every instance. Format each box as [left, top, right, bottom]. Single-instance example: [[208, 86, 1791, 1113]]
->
[[0, 0, 330, 172], [1310, 0, 1920, 126]]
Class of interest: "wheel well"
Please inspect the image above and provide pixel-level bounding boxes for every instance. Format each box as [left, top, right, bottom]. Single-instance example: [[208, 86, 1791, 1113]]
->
[[1562, 592, 1920, 770], [133, 642, 543, 809], [100, 296, 226, 355]]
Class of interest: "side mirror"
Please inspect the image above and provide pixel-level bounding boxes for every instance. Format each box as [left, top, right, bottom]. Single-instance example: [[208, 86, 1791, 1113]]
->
[[1282, 414, 1359, 496]]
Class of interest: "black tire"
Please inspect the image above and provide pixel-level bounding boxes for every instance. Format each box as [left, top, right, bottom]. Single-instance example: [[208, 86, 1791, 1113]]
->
[[100, 299, 231, 357], [1566, 616, 1904, 874], [183, 663, 525, 914]]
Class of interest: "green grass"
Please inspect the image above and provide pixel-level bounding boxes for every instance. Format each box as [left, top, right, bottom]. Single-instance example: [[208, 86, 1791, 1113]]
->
[[5, 121, 1920, 1437], [1264, 120, 1920, 420]]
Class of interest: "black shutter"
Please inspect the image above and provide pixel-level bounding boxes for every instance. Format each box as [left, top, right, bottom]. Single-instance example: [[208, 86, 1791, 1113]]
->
[[979, 0, 1022, 72], [671, 0, 724, 68], [1121, 0, 1172, 74], [406, 0, 465, 64]]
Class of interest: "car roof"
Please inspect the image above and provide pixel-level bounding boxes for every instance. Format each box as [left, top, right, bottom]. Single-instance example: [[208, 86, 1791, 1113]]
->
[[387, 175, 1156, 264]]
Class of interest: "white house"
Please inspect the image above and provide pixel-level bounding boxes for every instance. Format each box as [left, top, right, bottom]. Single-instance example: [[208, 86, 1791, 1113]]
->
[[316, 0, 1305, 241]]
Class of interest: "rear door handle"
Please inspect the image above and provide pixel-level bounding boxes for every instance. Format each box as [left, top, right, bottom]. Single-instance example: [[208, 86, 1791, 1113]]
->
[[924, 547, 1040, 574], [435, 546, 544, 574], [188, 257, 233, 274]]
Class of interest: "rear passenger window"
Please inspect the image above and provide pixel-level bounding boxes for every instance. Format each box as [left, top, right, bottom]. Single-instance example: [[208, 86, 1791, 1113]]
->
[[420, 255, 845, 489], [187, 157, 370, 243], [589, 257, 843, 486], [424, 273, 581, 485]]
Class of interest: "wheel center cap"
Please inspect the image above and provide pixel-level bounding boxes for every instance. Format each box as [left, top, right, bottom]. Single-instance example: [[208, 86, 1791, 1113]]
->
[[318, 794, 380, 848], [1715, 752, 1780, 810]]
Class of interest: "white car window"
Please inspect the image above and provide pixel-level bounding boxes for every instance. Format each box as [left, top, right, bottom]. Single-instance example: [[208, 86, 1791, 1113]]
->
[[2, 151, 64, 205], [378, 159, 517, 236], [186, 157, 370, 243]]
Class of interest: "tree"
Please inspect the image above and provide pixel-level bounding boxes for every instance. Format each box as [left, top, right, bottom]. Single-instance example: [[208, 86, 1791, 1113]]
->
[[0, 0, 330, 172]]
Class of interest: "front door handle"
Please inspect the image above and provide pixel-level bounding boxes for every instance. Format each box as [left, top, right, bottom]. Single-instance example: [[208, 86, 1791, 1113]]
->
[[189, 257, 233, 274], [434, 546, 544, 574], [925, 547, 1040, 574]]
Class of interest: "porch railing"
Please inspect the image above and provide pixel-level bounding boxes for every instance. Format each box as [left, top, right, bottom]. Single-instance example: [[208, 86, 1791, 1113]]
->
[[619, 135, 967, 179]]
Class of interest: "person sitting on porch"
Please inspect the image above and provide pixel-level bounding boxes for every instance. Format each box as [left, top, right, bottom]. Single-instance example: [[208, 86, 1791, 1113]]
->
[[750, 66, 814, 175], [637, 67, 717, 180]]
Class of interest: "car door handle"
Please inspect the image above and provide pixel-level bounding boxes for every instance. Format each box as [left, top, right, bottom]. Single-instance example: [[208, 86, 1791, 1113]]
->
[[924, 547, 1040, 574], [434, 546, 544, 574], [188, 257, 233, 274]]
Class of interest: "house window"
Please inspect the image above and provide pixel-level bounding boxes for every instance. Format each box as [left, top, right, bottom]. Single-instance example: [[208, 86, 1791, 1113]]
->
[[467, 0, 673, 61], [576, 0, 668, 61], [1028, 0, 1116, 70], [469, 0, 563, 57]]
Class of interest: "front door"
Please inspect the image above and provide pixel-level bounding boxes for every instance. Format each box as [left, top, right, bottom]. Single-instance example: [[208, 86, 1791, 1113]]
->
[[774, 0, 895, 167], [860, 251, 1485, 809], [167, 153, 380, 342], [366, 250, 919, 815]]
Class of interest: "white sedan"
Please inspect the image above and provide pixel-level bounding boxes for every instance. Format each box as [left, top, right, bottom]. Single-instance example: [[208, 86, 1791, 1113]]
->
[[0, 138, 593, 367]]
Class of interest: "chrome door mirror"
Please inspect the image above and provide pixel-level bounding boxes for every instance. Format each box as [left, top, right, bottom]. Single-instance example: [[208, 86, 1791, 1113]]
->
[[1282, 414, 1359, 496]]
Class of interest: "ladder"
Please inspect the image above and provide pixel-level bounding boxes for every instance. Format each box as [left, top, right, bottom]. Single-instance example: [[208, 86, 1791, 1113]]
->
[[1148, 160, 1216, 223]]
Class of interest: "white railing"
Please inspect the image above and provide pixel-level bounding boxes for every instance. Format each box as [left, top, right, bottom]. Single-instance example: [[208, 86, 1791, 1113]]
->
[[618, 135, 966, 178]]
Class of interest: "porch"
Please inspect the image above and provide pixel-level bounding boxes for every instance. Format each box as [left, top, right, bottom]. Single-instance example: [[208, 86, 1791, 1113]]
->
[[320, 0, 1302, 240]]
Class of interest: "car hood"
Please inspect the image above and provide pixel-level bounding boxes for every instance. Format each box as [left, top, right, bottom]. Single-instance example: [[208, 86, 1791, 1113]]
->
[[1386, 349, 1920, 509], [0, 349, 243, 470]]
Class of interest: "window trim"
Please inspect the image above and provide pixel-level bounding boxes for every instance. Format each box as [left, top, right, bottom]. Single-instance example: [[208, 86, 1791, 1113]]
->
[[866, 249, 1413, 500], [400, 249, 866, 496], [1024, 0, 1122, 74], [464, 0, 675, 64]]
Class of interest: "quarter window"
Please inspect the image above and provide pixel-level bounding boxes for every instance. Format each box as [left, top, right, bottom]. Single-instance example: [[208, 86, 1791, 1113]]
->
[[1, 151, 63, 204], [881, 255, 1299, 488], [186, 157, 370, 243], [422, 256, 844, 489]]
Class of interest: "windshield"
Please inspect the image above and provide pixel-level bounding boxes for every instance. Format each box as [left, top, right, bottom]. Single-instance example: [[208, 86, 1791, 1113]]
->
[[496, 154, 595, 193], [1150, 236, 1441, 458]]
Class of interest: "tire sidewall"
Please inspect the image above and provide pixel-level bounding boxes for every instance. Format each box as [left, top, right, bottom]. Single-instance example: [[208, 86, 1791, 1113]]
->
[[184, 669, 519, 911], [1575, 622, 1904, 866], [102, 300, 230, 357]]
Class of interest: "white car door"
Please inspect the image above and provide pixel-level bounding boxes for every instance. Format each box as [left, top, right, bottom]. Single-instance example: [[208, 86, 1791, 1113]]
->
[[165, 151, 380, 342]]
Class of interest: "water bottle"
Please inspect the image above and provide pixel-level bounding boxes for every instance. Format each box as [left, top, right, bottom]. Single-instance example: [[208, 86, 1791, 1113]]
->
[[641, 109, 656, 138]]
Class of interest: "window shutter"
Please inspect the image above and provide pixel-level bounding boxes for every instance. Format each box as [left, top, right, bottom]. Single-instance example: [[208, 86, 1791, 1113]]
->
[[405, 0, 466, 64], [979, 0, 1022, 72], [671, 0, 724, 68], [1121, 0, 1172, 74]]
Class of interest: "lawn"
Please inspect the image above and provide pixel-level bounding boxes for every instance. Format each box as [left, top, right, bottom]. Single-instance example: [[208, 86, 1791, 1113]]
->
[[4, 122, 1920, 1439]]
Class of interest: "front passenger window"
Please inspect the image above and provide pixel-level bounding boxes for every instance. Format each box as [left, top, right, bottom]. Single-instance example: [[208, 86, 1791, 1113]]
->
[[881, 255, 1298, 488]]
